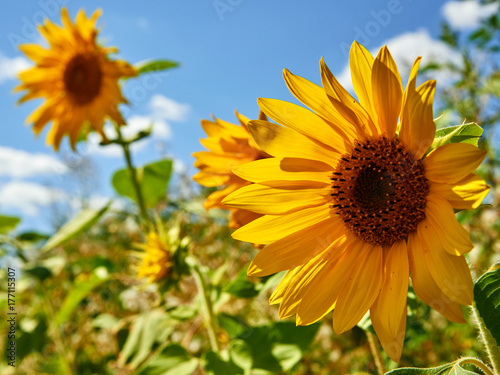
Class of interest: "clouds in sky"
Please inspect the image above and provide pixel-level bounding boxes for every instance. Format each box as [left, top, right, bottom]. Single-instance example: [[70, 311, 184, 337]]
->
[[442, 0, 499, 30], [337, 29, 461, 91], [0, 146, 68, 178], [0, 181, 65, 216], [0, 51, 30, 84]]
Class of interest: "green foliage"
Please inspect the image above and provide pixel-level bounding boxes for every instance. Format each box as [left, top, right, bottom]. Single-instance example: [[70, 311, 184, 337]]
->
[[112, 159, 173, 208], [474, 263, 500, 347], [41, 203, 110, 253], [204, 351, 244, 375], [135, 59, 180, 75], [385, 359, 479, 374], [137, 344, 199, 375], [0, 214, 21, 234], [430, 123, 483, 150]]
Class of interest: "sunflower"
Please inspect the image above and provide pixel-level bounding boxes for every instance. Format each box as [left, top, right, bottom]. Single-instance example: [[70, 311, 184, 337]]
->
[[137, 232, 173, 283], [222, 42, 490, 362], [193, 111, 269, 229], [15, 7, 137, 150]]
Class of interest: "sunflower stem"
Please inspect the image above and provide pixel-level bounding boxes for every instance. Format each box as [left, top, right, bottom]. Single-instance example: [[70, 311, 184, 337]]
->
[[114, 125, 150, 226], [191, 262, 220, 353], [471, 303, 500, 375], [366, 330, 385, 375], [459, 357, 495, 375]]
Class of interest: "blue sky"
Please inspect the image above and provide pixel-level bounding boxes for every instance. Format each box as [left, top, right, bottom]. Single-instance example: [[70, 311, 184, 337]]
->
[[0, 0, 497, 232]]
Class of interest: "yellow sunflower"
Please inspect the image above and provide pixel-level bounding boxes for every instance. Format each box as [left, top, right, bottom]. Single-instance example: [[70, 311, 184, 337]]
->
[[193, 111, 269, 229], [16, 7, 137, 150], [137, 232, 172, 283], [222, 42, 490, 362]]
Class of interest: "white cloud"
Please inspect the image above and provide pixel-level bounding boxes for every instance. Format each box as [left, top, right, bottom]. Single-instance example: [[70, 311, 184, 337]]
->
[[149, 94, 190, 122], [337, 29, 461, 92], [86, 95, 190, 158], [0, 52, 30, 83], [0, 146, 68, 178], [443, 0, 499, 30], [0, 181, 65, 216]]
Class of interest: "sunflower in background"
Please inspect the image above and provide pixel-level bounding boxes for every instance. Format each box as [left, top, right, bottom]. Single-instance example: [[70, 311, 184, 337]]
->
[[193, 111, 269, 229], [16, 7, 137, 151], [223, 42, 490, 362]]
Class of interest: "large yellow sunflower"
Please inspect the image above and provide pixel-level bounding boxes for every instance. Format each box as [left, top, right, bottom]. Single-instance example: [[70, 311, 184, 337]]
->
[[16, 7, 137, 150], [222, 42, 490, 362], [193, 111, 269, 229]]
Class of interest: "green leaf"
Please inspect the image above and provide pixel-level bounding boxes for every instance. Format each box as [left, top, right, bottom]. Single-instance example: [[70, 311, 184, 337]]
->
[[474, 263, 500, 348], [203, 351, 244, 375], [16, 231, 50, 243], [41, 203, 110, 253], [385, 359, 480, 374], [224, 268, 260, 298], [112, 159, 173, 208], [135, 59, 179, 75], [137, 344, 198, 375], [55, 267, 109, 325], [430, 123, 483, 150], [218, 313, 250, 339], [0, 214, 21, 234]]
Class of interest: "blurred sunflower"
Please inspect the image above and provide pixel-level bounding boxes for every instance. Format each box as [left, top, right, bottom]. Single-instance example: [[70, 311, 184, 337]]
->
[[223, 42, 490, 361], [137, 231, 172, 283], [15, 7, 137, 150], [193, 111, 269, 229]]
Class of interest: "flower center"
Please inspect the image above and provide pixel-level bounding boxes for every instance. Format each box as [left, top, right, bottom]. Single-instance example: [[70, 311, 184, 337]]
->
[[63, 53, 102, 105], [331, 137, 428, 247]]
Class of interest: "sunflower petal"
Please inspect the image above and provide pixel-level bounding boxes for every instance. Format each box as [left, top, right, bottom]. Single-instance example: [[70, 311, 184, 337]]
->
[[371, 302, 407, 363], [428, 174, 490, 210], [349, 41, 376, 122], [424, 143, 487, 184]]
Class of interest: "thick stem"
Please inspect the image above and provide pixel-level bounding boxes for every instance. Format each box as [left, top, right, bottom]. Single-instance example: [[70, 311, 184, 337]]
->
[[471, 304, 500, 375], [366, 330, 385, 375], [192, 264, 220, 353], [459, 357, 495, 375], [115, 126, 150, 225]]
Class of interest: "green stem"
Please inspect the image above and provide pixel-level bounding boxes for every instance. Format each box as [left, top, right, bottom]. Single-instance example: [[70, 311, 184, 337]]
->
[[366, 330, 385, 375], [459, 357, 495, 375], [471, 304, 500, 375], [114, 125, 150, 226], [191, 264, 220, 353]]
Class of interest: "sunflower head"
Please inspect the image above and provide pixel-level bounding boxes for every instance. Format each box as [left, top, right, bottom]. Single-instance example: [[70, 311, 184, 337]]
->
[[222, 41, 490, 362], [15, 7, 137, 150], [137, 232, 172, 283], [192, 111, 269, 229]]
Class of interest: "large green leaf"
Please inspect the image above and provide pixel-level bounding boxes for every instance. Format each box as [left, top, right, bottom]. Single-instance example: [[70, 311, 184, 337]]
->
[[430, 123, 483, 150], [0, 214, 21, 234], [112, 159, 173, 208], [385, 359, 481, 374], [474, 263, 500, 349], [137, 344, 198, 375], [203, 351, 244, 375], [55, 267, 109, 325], [41, 203, 110, 253], [135, 59, 179, 75]]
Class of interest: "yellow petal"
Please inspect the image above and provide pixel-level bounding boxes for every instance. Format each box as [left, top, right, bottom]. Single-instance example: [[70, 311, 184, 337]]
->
[[371, 240, 409, 340], [269, 268, 300, 305], [349, 41, 377, 122], [232, 205, 332, 245], [247, 120, 339, 167], [400, 77, 436, 160], [428, 174, 490, 210], [222, 183, 331, 215], [320, 58, 377, 137], [332, 242, 383, 334], [232, 157, 331, 184], [407, 231, 466, 323], [283, 69, 358, 141], [425, 194, 473, 256], [203, 184, 242, 210], [371, 302, 407, 363], [257, 98, 349, 155], [248, 216, 344, 277], [371, 46, 403, 138], [417, 220, 473, 306], [424, 143, 487, 184]]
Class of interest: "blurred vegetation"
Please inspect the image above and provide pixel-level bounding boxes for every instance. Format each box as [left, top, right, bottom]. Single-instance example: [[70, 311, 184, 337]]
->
[[1, 2, 500, 374]]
